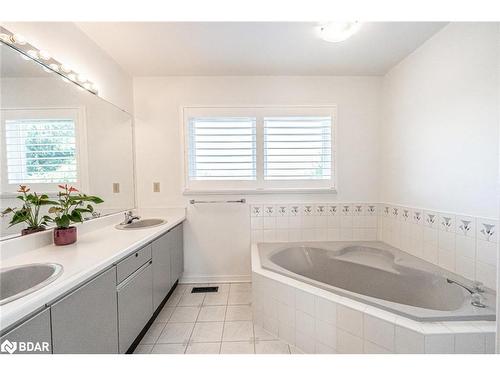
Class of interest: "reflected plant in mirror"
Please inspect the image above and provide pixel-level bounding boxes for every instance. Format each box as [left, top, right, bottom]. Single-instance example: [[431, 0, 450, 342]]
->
[[0, 185, 56, 235], [1, 39, 135, 241], [49, 184, 103, 246]]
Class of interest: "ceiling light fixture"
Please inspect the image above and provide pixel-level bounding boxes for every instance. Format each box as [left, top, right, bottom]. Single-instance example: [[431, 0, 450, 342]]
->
[[0, 26, 98, 95], [317, 22, 363, 43]]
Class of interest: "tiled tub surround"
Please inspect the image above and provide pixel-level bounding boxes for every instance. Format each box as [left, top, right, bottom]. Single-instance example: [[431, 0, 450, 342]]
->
[[378, 204, 498, 290], [250, 202, 498, 290], [258, 241, 495, 321], [251, 245, 496, 354]]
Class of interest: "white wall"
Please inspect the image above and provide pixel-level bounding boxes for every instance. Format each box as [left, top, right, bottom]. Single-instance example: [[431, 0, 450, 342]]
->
[[380, 22, 500, 218], [134, 76, 382, 281], [1, 22, 133, 114]]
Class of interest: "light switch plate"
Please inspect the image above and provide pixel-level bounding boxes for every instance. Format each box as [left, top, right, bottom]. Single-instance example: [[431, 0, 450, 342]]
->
[[153, 182, 160, 192]]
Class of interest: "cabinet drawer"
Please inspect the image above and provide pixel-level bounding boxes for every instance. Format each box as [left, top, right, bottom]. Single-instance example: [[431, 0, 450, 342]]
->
[[117, 261, 153, 353], [116, 244, 152, 284]]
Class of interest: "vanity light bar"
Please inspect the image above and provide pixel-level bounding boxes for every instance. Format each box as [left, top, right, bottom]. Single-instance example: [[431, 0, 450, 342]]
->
[[0, 26, 98, 95]]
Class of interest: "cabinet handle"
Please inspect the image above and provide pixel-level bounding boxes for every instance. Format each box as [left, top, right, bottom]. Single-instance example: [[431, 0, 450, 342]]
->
[[149, 260, 153, 265], [135, 253, 138, 257]]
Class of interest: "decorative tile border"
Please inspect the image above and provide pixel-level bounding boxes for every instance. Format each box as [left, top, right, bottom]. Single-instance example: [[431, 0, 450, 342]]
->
[[249, 201, 498, 289], [250, 203, 378, 244], [378, 203, 498, 289]]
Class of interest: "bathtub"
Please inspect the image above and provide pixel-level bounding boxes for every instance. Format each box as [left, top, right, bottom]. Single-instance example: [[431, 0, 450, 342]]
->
[[258, 241, 495, 322], [252, 242, 496, 353]]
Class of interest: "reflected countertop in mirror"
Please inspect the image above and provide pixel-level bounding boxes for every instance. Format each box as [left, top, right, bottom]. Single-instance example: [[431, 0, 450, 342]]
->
[[0, 41, 135, 240]]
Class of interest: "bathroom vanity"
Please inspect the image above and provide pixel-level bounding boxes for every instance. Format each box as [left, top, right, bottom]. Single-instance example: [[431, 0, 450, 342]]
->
[[0, 212, 185, 354]]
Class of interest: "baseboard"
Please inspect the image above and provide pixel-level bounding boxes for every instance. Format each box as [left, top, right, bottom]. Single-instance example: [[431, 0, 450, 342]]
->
[[180, 274, 252, 284]]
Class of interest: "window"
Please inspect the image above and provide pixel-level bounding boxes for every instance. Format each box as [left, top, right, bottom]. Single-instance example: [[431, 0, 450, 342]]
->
[[187, 117, 256, 181], [184, 106, 335, 193], [263, 116, 332, 181], [1, 108, 86, 193]]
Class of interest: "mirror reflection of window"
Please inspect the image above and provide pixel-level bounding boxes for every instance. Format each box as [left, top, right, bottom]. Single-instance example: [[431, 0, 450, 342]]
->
[[1, 108, 88, 193]]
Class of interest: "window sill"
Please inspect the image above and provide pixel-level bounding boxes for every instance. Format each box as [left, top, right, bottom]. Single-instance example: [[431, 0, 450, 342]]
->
[[183, 187, 337, 195]]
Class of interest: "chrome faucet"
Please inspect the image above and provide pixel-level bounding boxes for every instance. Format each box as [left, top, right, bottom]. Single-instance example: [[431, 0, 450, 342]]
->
[[122, 211, 141, 225], [447, 278, 486, 308]]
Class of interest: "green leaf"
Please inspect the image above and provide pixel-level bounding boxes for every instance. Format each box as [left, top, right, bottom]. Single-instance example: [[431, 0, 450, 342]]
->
[[70, 210, 83, 223], [55, 215, 71, 229]]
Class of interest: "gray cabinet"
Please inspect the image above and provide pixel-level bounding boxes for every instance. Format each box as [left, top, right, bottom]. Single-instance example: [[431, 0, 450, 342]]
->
[[0, 308, 51, 354], [51, 267, 118, 354], [170, 224, 184, 285], [117, 261, 153, 353], [152, 232, 172, 311]]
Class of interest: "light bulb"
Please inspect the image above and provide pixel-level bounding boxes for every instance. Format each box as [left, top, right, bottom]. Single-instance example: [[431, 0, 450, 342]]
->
[[49, 63, 60, 72], [0, 33, 11, 43], [83, 82, 92, 90], [12, 34, 27, 45], [67, 73, 77, 81], [77, 74, 87, 83], [61, 65, 72, 73], [39, 50, 51, 60], [27, 49, 39, 59], [317, 22, 363, 43]]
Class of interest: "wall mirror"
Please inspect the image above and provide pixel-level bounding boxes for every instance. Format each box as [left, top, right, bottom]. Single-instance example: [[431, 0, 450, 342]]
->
[[0, 41, 135, 240]]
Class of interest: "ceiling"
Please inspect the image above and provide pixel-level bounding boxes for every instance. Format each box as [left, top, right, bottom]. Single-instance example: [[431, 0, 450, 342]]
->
[[76, 22, 446, 76]]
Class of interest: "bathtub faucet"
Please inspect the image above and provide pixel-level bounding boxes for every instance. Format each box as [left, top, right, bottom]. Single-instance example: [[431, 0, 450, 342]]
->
[[446, 278, 486, 308]]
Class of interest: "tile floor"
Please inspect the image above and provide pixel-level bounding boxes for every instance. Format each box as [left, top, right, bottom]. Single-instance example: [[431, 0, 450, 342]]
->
[[134, 282, 299, 354]]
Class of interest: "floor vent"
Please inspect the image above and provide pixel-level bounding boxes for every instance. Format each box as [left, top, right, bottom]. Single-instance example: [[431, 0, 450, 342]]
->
[[191, 286, 219, 293]]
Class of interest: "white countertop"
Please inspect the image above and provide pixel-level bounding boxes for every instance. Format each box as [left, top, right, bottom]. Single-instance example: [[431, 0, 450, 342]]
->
[[0, 208, 186, 332]]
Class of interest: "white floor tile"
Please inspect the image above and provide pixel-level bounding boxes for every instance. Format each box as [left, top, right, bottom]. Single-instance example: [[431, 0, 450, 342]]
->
[[178, 293, 205, 307], [289, 345, 305, 354], [151, 344, 186, 354], [190, 322, 224, 343], [220, 341, 255, 354], [254, 324, 278, 341], [165, 293, 182, 307], [169, 306, 200, 323], [228, 291, 252, 305], [186, 342, 221, 354], [222, 321, 254, 341], [140, 322, 166, 344], [255, 340, 290, 354], [157, 322, 194, 344], [226, 305, 252, 321], [133, 344, 153, 354], [197, 305, 227, 322], [213, 284, 231, 293], [204, 293, 229, 306], [155, 307, 175, 322]]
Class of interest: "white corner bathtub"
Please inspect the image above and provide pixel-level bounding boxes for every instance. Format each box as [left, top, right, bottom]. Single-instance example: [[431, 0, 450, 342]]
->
[[251, 241, 496, 354]]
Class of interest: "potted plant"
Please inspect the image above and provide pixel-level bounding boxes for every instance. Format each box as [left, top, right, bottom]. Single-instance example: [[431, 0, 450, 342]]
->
[[1, 185, 56, 235], [49, 184, 104, 246]]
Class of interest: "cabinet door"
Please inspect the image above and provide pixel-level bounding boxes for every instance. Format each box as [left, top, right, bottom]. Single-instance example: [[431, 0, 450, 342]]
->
[[51, 267, 118, 354], [152, 233, 172, 311], [117, 262, 153, 353], [170, 224, 184, 285], [176, 224, 184, 280], [0, 308, 51, 355]]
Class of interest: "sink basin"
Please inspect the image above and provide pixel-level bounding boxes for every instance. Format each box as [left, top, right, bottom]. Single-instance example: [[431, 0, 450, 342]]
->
[[115, 218, 167, 230], [0, 263, 63, 305]]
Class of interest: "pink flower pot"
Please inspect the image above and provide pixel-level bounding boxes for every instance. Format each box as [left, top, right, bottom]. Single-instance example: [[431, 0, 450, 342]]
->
[[54, 227, 77, 246]]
